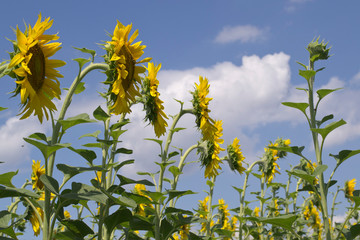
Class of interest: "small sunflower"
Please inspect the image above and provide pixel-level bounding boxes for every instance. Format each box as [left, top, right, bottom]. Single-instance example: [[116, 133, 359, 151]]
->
[[192, 76, 216, 141], [133, 184, 153, 216], [303, 201, 321, 229], [227, 137, 246, 174], [200, 120, 225, 178], [253, 206, 260, 217], [29, 207, 44, 236], [105, 21, 151, 115], [217, 199, 231, 228], [8, 13, 65, 123], [142, 62, 168, 137], [31, 160, 45, 190], [345, 178, 356, 201]]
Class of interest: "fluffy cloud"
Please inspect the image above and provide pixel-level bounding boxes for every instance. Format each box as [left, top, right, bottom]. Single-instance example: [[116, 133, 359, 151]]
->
[[215, 25, 268, 44]]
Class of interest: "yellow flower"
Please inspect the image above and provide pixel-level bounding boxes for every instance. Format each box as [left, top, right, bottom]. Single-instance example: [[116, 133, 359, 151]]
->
[[345, 178, 356, 201], [274, 199, 280, 216], [203, 120, 225, 178], [9, 13, 65, 123], [253, 207, 260, 217], [38, 191, 55, 201], [217, 199, 231, 227], [29, 207, 43, 236], [303, 201, 321, 229], [227, 138, 246, 174], [198, 196, 209, 233], [31, 160, 45, 190], [133, 184, 153, 216], [192, 76, 216, 141], [142, 62, 168, 137], [105, 21, 151, 115]]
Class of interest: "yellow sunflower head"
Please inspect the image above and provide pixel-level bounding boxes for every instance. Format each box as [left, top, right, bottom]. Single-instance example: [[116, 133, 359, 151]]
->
[[31, 160, 45, 190], [133, 184, 154, 216], [141, 62, 168, 137], [191, 76, 216, 141], [227, 137, 246, 174], [8, 13, 65, 123], [104, 21, 151, 115], [217, 198, 231, 228], [345, 178, 356, 201], [28, 207, 44, 236], [253, 206, 260, 217], [198, 120, 225, 178]]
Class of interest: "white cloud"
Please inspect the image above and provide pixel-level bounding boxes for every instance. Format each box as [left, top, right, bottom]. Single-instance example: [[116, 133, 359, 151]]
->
[[215, 25, 268, 44]]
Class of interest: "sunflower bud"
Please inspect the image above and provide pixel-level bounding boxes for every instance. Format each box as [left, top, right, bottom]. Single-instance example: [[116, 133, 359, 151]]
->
[[307, 37, 331, 62]]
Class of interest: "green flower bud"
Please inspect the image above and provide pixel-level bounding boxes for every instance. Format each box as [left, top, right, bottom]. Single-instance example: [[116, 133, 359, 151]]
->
[[307, 37, 331, 62]]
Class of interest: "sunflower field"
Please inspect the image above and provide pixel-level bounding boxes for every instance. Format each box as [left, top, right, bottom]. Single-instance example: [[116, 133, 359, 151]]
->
[[0, 13, 359, 240]]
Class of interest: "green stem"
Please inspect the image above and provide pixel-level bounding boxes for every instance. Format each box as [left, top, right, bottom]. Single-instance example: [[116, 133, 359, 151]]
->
[[206, 176, 216, 237], [335, 203, 357, 240], [308, 60, 331, 240], [330, 187, 341, 230], [239, 160, 262, 240]]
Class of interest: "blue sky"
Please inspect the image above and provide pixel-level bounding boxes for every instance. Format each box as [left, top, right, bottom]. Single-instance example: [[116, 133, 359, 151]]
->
[[1, 0, 360, 238]]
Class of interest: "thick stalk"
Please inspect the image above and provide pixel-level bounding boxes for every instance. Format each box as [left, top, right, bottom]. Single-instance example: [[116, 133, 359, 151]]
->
[[308, 60, 331, 239], [206, 176, 216, 237]]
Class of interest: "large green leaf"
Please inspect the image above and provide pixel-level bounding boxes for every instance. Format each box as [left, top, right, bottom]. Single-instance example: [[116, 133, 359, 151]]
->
[[104, 208, 132, 233], [61, 182, 108, 204], [39, 175, 59, 194], [61, 219, 94, 238], [0, 171, 17, 188], [117, 175, 154, 187], [299, 69, 316, 81], [78, 130, 101, 139], [23, 138, 70, 160], [311, 119, 346, 140], [313, 164, 328, 176], [258, 214, 298, 232], [57, 164, 103, 182], [130, 215, 154, 231], [317, 88, 342, 100], [270, 146, 305, 158], [67, 147, 97, 164], [330, 149, 360, 166], [58, 113, 97, 131], [0, 186, 39, 199], [282, 102, 309, 116], [93, 106, 110, 122], [287, 169, 316, 184], [166, 190, 197, 202]]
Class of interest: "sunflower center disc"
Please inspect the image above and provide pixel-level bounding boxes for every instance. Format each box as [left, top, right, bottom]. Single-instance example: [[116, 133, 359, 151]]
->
[[27, 44, 46, 92], [120, 46, 135, 90]]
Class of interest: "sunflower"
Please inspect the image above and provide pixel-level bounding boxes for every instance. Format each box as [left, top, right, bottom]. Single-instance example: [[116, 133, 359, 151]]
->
[[345, 178, 356, 201], [31, 160, 45, 190], [202, 120, 225, 178], [253, 206, 260, 217], [192, 76, 216, 141], [142, 62, 168, 137], [105, 21, 151, 115], [8, 13, 65, 123], [303, 201, 321, 229], [133, 184, 153, 216], [227, 137, 246, 174], [29, 207, 44, 236]]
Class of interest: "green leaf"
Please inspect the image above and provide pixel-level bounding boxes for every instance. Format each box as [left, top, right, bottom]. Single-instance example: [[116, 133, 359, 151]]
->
[[0, 225, 18, 240], [313, 164, 328, 176], [167, 190, 196, 202], [115, 159, 135, 171], [117, 175, 154, 187], [58, 113, 97, 131], [171, 127, 186, 133], [164, 207, 193, 215], [317, 88, 342, 100], [311, 119, 346, 140], [39, 175, 59, 194], [93, 106, 110, 122], [258, 214, 298, 232], [287, 169, 316, 184], [350, 224, 360, 240], [0, 107, 8, 112], [68, 147, 97, 164], [73, 47, 96, 62], [232, 186, 244, 196], [110, 119, 130, 131], [130, 216, 154, 231], [168, 151, 179, 160], [144, 138, 163, 146], [72, 58, 90, 69], [317, 114, 334, 127], [115, 148, 133, 155], [78, 130, 101, 139], [281, 102, 309, 116], [23, 138, 70, 160], [61, 219, 94, 238], [28, 132, 48, 142], [0, 186, 39, 199], [168, 166, 182, 178], [61, 182, 108, 204], [53, 230, 83, 240], [104, 208, 132, 233], [82, 143, 102, 148], [299, 69, 316, 81], [57, 164, 103, 182], [110, 129, 127, 140], [0, 171, 17, 188], [74, 82, 86, 94], [270, 146, 305, 158], [330, 149, 360, 166]]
